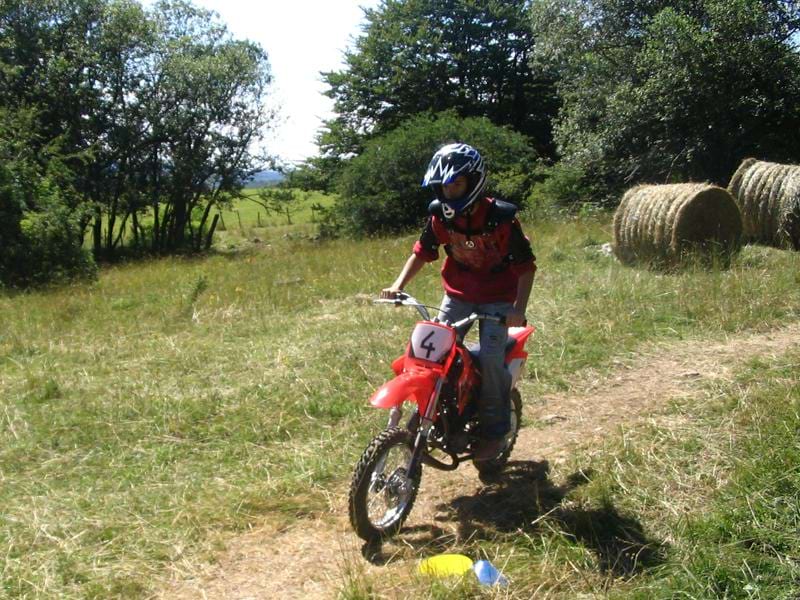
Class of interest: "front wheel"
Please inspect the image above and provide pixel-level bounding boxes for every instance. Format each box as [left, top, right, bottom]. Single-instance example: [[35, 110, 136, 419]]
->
[[348, 427, 421, 541], [474, 388, 523, 476]]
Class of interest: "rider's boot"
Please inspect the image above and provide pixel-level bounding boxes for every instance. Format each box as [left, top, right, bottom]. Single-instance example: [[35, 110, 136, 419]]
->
[[473, 437, 505, 462], [474, 399, 510, 462]]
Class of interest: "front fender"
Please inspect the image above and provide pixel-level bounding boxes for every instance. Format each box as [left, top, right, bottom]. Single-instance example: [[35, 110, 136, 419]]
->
[[370, 368, 438, 412]]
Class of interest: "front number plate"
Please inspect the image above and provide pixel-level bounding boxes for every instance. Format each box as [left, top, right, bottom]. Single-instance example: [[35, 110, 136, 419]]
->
[[409, 322, 455, 364]]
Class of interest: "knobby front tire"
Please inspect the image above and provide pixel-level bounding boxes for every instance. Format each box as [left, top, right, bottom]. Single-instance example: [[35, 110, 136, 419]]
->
[[348, 427, 421, 541]]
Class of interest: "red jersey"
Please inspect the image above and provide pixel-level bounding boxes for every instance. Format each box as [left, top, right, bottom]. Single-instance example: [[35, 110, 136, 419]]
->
[[413, 197, 536, 304]]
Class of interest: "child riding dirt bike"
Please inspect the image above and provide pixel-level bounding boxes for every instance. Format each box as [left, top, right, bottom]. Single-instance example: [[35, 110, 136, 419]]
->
[[348, 290, 535, 541], [380, 142, 536, 463]]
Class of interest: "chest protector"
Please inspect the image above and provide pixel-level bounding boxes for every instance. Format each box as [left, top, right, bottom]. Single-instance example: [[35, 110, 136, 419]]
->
[[428, 199, 518, 273]]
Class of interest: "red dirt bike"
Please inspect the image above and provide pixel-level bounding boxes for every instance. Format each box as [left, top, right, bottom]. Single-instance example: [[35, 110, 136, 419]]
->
[[348, 292, 535, 541]]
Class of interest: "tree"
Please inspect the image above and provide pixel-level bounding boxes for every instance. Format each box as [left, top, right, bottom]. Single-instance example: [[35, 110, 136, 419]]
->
[[531, 0, 800, 204], [0, 0, 103, 230], [332, 110, 538, 236], [0, 0, 104, 284], [320, 0, 558, 160], [0, 0, 277, 277], [135, 0, 275, 253]]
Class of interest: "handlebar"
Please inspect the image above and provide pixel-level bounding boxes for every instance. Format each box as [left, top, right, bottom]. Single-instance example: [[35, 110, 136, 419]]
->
[[452, 312, 502, 328], [374, 293, 525, 327], [373, 292, 432, 320], [372, 291, 412, 306]]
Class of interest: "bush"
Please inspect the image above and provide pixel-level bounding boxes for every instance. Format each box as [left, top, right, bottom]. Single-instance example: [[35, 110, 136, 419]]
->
[[0, 148, 96, 287], [525, 161, 620, 218], [1, 177, 97, 288], [0, 111, 96, 288], [331, 111, 539, 236], [19, 209, 97, 286]]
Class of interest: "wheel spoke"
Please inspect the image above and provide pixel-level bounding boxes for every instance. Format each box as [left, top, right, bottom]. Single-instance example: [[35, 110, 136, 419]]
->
[[366, 445, 412, 526], [349, 427, 421, 541]]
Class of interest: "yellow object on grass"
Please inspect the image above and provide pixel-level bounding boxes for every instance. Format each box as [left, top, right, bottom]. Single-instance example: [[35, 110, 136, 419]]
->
[[417, 553, 474, 577]]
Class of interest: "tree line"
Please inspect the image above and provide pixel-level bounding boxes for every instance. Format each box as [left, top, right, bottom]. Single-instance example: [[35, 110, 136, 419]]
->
[[301, 0, 800, 235], [3, 0, 800, 286], [0, 0, 273, 286]]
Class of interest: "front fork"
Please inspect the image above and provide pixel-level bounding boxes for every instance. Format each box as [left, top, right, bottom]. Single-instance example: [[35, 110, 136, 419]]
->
[[403, 377, 444, 479], [386, 407, 403, 429]]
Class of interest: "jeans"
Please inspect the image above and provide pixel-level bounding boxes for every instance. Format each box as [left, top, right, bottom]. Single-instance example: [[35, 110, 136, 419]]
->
[[439, 294, 512, 439]]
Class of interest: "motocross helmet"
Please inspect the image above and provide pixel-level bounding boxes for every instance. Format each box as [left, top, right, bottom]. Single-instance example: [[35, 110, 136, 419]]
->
[[422, 143, 487, 220]]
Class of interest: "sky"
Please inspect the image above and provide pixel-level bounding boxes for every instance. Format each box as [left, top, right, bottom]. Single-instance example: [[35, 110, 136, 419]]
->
[[186, 0, 381, 165]]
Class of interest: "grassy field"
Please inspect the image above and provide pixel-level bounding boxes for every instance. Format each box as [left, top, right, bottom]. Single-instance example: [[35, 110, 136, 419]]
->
[[216, 188, 333, 232], [88, 188, 333, 252], [2, 207, 800, 597]]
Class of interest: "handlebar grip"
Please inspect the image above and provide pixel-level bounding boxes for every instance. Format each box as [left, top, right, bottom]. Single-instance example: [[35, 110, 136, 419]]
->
[[374, 291, 411, 306], [373, 298, 401, 306]]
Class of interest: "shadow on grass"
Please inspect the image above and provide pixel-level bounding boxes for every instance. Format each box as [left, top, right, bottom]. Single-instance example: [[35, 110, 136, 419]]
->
[[363, 460, 666, 577]]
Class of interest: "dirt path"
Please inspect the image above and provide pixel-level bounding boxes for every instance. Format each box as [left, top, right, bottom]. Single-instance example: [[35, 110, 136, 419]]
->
[[158, 324, 800, 599]]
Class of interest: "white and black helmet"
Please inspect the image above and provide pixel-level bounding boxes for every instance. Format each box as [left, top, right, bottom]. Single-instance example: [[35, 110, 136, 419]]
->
[[422, 143, 487, 219]]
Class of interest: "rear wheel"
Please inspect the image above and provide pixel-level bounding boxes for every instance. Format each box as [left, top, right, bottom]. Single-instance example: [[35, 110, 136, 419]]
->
[[474, 388, 523, 476], [348, 427, 421, 541]]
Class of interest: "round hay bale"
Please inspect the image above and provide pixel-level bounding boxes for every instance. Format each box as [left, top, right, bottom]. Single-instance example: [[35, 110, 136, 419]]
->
[[727, 159, 800, 250], [613, 183, 742, 267]]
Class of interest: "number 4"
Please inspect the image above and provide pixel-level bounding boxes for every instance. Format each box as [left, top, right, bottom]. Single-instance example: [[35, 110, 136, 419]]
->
[[420, 331, 436, 359]]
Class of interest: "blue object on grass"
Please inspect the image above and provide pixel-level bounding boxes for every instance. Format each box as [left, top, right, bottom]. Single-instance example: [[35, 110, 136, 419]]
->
[[472, 559, 509, 586]]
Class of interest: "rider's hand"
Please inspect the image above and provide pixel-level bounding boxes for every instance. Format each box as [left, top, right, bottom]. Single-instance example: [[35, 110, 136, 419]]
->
[[504, 307, 527, 327], [380, 287, 403, 300]]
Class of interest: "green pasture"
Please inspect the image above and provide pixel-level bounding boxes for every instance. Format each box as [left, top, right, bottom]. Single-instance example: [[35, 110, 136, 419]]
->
[[88, 188, 334, 251], [2, 212, 800, 597], [216, 188, 333, 230]]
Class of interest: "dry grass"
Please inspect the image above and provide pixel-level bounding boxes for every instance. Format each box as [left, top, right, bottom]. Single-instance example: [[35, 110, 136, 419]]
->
[[613, 183, 742, 268], [727, 158, 800, 250], [3, 213, 800, 597]]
